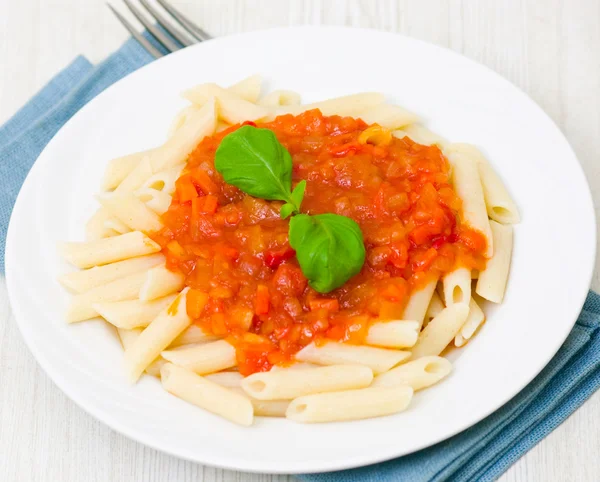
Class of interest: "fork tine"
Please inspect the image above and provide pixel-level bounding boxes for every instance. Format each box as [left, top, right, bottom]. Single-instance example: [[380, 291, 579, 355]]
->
[[139, 0, 196, 47], [123, 0, 180, 53], [107, 3, 164, 59], [156, 0, 212, 41]]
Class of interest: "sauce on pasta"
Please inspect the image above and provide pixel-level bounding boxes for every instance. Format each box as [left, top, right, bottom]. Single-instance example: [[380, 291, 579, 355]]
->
[[151, 109, 487, 375]]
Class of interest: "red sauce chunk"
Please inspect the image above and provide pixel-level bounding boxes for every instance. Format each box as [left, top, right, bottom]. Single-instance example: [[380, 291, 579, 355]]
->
[[151, 109, 487, 375]]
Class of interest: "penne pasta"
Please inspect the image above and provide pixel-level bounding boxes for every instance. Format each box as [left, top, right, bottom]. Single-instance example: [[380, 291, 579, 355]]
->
[[161, 363, 253, 426], [139, 264, 185, 301], [59, 231, 160, 269], [168, 105, 199, 138], [117, 327, 142, 350], [295, 341, 409, 375], [455, 297, 485, 347], [183, 83, 269, 124], [204, 371, 289, 418], [170, 324, 220, 348], [58, 253, 164, 294], [229, 387, 289, 418], [215, 121, 231, 133], [424, 291, 445, 328], [161, 340, 237, 375], [241, 364, 373, 400], [248, 397, 289, 418], [141, 164, 185, 195], [117, 327, 165, 376], [228, 74, 262, 102], [183, 82, 243, 105], [372, 356, 452, 391], [85, 207, 118, 240], [66, 271, 148, 323], [216, 95, 270, 124], [101, 149, 156, 192], [149, 98, 217, 173], [410, 303, 470, 359], [258, 90, 301, 107], [445, 144, 520, 224], [97, 193, 163, 233], [366, 320, 419, 348], [476, 221, 513, 303], [286, 385, 413, 423], [135, 187, 172, 215], [114, 156, 153, 194], [124, 289, 191, 382], [145, 357, 168, 377], [93, 294, 177, 329], [359, 103, 419, 129], [402, 277, 438, 328], [104, 216, 131, 234], [205, 371, 244, 388], [393, 124, 448, 147], [445, 144, 493, 257], [442, 267, 472, 306], [272, 92, 385, 119], [269, 362, 320, 372]]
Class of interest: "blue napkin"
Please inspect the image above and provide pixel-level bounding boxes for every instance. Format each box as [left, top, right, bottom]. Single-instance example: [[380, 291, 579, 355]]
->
[[1, 35, 599, 482]]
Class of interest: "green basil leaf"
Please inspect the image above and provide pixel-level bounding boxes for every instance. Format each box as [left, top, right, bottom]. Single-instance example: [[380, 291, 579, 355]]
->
[[289, 213, 366, 293], [215, 125, 294, 202], [280, 203, 296, 219], [290, 180, 306, 208], [280, 180, 307, 219]]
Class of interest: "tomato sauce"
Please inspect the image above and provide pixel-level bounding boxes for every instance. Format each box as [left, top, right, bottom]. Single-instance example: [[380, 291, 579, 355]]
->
[[151, 109, 487, 375]]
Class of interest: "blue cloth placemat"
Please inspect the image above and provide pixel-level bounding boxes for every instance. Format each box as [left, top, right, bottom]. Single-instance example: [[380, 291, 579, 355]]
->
[[1, 34, 599, 482]]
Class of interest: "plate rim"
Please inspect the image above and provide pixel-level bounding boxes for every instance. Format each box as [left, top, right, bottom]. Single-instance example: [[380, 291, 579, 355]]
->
[[5, 25, 597, 474]]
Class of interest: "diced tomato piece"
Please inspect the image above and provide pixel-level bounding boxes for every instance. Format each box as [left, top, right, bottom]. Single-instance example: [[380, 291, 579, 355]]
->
[[186, 289, 209, 319], [272, 264, 307, 297], [175, 175, 198, 203], [255, 284, 270, 315], [202, 194, 219, 214], [380, 283, 407, 302], [191, 168, 218, 195], [264, 246, 295, 269], [309, 298, 340, 312], [166, 240, 186, 259]]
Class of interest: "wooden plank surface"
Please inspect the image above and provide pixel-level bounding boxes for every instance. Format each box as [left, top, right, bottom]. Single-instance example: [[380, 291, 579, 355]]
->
[[1, 0, 599, 480]]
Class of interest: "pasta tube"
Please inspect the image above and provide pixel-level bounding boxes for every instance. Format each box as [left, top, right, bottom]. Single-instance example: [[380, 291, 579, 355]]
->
[[295, 341, 409, 375], [366, 320, 419, 348], [58, 253, 164, 293], [161, 363, 253, 426], [445, 144, 494, 258], [476, 221, 513, 303], [59, 231, 160, 269], [93, 294, 177, 329], [139, 264, 185, 301], [402, 277, 438, 328], [410, 303, 469, 359], [124, 289, 191, 382], [442, 267, 471, 305], [241, 365, 373, 400], [455, 297, 485, 346], [372, 356, 452, 390], [286, 385, 413, 423], [161, 340, 237, 375]]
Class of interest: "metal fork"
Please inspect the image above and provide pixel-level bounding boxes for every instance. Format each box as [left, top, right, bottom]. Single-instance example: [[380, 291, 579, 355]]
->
[[107, 0, 212, 58]]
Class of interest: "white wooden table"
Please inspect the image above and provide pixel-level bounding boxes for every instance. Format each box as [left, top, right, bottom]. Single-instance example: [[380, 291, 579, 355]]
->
[[1, 1, 599, 481]]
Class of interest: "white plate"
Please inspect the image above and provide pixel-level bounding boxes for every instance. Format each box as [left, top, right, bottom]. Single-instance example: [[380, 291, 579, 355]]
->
[[6, 26, 596, 474]]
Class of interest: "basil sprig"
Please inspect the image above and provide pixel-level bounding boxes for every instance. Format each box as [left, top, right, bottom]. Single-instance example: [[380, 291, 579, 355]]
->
[[215, 125, 305, 218], [289, 214, 366, 293], [215, 126, 366, 293]]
